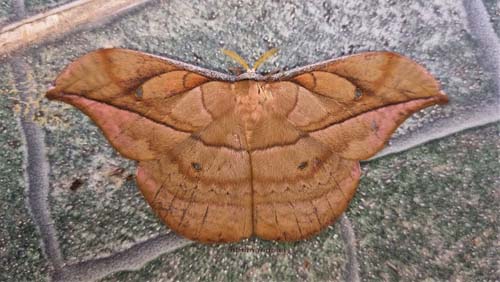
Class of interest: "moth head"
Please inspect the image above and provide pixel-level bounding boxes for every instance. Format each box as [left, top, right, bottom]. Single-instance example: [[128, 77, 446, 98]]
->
[[222, 48, 278, 75]]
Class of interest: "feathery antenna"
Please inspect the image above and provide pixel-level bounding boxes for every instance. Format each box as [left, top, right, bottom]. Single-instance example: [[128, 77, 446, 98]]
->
[[222, 48, 279, 72]]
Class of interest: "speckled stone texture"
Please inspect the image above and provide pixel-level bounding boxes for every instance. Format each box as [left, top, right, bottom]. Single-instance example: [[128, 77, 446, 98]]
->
[[0, 0, 498, 281]]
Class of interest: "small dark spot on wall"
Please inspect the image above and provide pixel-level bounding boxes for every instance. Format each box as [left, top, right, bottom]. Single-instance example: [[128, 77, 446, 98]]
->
[[126, 174, 134, 181], [303, 259, 311, 269], [69, 179, 84, 191], [109, 166, 125, 177], [7, 139, 21, 149]]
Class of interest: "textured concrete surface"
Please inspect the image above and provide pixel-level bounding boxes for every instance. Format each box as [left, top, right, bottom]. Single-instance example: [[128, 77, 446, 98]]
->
[[0, 65, 50, 281], [0, 1, 13, 25], [0, 0, 498, 281], [484, 0, 499, 37]]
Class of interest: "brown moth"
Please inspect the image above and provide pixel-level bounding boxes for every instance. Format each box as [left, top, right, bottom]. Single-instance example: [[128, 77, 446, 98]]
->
[[46, 48, 448, 243]]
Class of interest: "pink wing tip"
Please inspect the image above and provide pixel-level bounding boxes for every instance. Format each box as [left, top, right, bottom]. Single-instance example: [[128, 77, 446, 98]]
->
[[436, 90, 449, 104], [45, 87, 62, 100]]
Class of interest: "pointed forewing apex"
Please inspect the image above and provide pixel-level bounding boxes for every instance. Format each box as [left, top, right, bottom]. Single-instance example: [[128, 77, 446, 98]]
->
[[287, 51, 448, 160]]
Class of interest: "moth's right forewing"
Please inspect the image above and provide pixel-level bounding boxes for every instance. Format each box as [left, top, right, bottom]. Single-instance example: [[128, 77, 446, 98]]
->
[[288, 52, 448, 160]]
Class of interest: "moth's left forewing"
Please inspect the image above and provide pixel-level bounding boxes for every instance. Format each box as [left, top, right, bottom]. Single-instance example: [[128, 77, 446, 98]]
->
[[283, 51, 448, 160], [46, 48, 232, 161]]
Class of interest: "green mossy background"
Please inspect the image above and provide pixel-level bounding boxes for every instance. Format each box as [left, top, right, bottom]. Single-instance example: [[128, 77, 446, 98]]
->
[[0, 0, 498, 281]]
